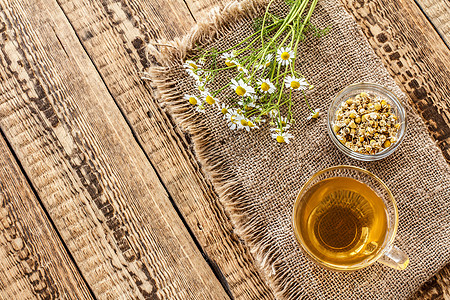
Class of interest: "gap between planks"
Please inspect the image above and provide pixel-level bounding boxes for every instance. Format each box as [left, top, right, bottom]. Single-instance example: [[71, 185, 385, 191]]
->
[[0, 127, 95, 299]]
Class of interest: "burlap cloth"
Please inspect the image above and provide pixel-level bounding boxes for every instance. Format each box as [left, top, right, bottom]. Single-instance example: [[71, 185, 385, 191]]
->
[[147, 0, 450, 298]]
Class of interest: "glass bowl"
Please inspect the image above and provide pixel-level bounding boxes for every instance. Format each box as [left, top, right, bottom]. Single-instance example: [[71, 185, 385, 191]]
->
[[327, 82, 407, 161]]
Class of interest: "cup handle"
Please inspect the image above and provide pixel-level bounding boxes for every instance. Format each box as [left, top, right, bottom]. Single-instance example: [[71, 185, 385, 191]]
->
[[378, 244, 409, 270]]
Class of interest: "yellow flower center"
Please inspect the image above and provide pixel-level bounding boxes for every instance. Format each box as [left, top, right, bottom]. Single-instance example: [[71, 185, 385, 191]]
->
[[189, 63, 198, 70], [248, 121, 255, 128], [311, 111, 320, 119], [244, 105, 253, 111], [235, 86, 246, 96], [205, 95, 215, 105], [265, 61, 270, 67], [189, 97, 197, 105], [225, 60, 235, 67], [276, 135, 285, 143], [261, 82, 270, 92], [240, 119, 248, 126], [290, 81, 300, 89], [221, 108, 228, 115], [281, 120, 287, 127], [281, 52, 290, 60]]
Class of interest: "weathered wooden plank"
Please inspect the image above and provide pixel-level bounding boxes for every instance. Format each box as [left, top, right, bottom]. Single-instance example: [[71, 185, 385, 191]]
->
[[413, 265, 450, 299], [414, 0, 450, 46], [57, 0, 274, 299], [0, 135, 93, 299], [0, 0, 228, 299], [340, 0, 450, 163]]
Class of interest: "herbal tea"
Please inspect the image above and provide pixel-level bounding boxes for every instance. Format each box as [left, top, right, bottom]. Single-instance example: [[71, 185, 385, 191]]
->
[[294, 177, 388, 267]]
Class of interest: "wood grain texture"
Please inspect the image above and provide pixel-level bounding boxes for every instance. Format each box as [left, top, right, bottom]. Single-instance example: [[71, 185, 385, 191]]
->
[[414, 0, 450, 46], [0, 0, 228, 299], [0, 136, 93, 299], [412, 266, 450, 300], [57, 0, 274, 299]]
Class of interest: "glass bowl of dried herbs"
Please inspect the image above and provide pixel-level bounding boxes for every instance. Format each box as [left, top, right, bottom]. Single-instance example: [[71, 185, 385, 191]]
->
[[327, 82, 407, 161]]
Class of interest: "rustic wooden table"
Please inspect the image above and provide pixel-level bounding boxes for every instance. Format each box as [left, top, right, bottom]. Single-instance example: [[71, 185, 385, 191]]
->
[[0, 0, 448, 299]]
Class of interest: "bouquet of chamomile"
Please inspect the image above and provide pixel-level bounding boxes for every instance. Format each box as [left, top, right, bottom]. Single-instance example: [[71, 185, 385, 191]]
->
[[183, 0, 329, 144]]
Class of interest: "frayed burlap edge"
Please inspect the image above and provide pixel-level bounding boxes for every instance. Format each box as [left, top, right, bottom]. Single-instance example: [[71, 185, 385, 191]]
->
[[145, 1, 295, 298]]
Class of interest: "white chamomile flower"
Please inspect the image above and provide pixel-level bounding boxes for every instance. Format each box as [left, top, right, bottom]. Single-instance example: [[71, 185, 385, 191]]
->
[[246, 117, 259, 131], [257, 54, 274, 70], [271, 131, 294, 144], [201, 71, 213, 84], [183, 59, 201, 71], [218, 103, 230, 119], [186, 69, 200, 82], [268, 108, 279, 118], [221, 53, 238, 67], [246, 101, 257, 109], [220, 52, 234, 59], [253, 117, 265, 125], [197, 84, 207, 92], [237, 64, 248, 74], [230, 79, 255, 97], [201, 90, 218, 105], [263, 54, 274, 67], [277, 116, 291, 130], [196, 103, 206, 113], [236, 114, 248, 130], [225, 109, 239, 130], [307, 108, 321, 120], [257, 79, 276, 94], [236, 115, 259, 132], [221, 52, 237, 67], [238, 99, 256, 111], [284, 76, 309, 91], [276, 47, 295, 66], [184, 94, 199, 106], [249, 93, 259, 102], [184, 94, 206, 113]]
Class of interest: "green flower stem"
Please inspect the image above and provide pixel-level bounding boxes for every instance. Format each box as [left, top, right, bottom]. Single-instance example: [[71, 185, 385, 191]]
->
[[303, 90, 315, 113], [276, 77, 285, 106], [255, 0, 309, 67], [198, 65, 235, 72], [274, 62, 282, 85], [213, 82, 232, 97], [181, 0, 324, 136], [294, 0, 318, 53], [288, 92, 293, 120], [260, 0, 279, 47]]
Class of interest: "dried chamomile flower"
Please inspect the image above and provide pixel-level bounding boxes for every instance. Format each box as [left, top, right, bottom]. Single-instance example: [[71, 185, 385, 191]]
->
[[332, 92, 401, 155]]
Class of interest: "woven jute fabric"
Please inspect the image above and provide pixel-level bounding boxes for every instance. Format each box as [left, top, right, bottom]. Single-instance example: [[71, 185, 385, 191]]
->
[[147, 0, 450, 298]]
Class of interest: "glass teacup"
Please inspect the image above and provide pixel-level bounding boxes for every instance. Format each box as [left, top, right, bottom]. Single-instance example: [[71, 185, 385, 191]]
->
[[292, 165, 409, 271]]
